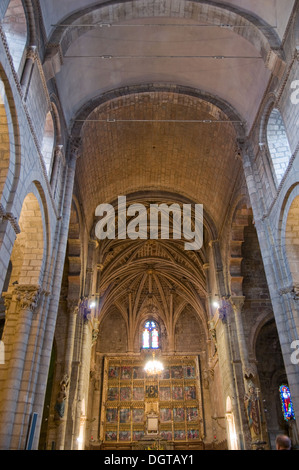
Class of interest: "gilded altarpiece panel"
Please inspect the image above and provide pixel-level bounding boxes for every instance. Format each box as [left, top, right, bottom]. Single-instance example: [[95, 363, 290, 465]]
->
[[100, 356, 203, 444]]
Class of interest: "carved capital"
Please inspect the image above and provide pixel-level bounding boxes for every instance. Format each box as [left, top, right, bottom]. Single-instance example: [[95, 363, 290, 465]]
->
[[67, 298, 79, 315], [26, 45, 38, 62], [69, 137, 82, 159], [14, 285, 41, 312], [231, 295, 245, 312]]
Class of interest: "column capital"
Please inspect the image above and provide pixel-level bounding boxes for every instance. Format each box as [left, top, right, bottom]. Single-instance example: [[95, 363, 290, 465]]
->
[[67, 298, 79, 315], [230, 295, 245, 312], [14, 284, 41, 312]]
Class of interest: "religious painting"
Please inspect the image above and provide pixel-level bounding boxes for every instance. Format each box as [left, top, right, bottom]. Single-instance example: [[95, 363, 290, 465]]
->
[[133, 430, 144, 441], [132, 408, 144, 423], [171, 365, 183, 379], [105, 430, 117, 441], [107, 387, 119, 401], [172, 385, 183, 400], [159, 386, 171, 401], [173, 407, 185, 422], [160, 408, 172, 422], [119, 431, 131, 441], [161, 367, 170, 380], [133, 387, 144, 401], [174, 429, 186, 440], [120, 386, 131, 401], [106, 408, 118, 423], [120, 408, 131, 423], [102, 356, 202, 444], [186, 407, 198, 421], [160, 430, 172, 440], [188, 429, 200, 440], [184, 365, 195, 379], [121, 366, 132, 380], [108, 366, 119, 379], [145, 384, 158, 399], [184, 385, 196, 400], [133, 366, 144, 379]]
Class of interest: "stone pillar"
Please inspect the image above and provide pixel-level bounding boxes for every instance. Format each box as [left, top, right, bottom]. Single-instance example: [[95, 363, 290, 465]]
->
[[89, 354, 103, 446], [0, 284, 41, 449], [216, 298, 245, 448], [20, 46, 37, 100], [50, 145, 65, 200], [33, 138, 81, 450], [231, 296, 256, 380], [73, 300, 93, 449], [55, 299, 79, 450]]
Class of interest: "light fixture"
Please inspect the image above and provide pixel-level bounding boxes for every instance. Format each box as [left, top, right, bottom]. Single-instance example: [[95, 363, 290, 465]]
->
[[144, 352, 164, 376], [213, 301, 220, 309]]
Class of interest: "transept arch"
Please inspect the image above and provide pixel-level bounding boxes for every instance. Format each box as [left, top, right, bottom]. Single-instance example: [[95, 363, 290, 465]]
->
[[47, 0, 284, 77]]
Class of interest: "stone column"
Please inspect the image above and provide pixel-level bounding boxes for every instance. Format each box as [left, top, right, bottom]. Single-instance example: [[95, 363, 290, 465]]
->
[[216, 298, 245, 448], [0, 284, 41, 449], [89, 353, 103, 446], [73, 300, 93, 449], [55, 299, 79, 450], [208, 239, 244, 448], [231, 296, 256, 380], [33, 138, 81, 450], [50, 145, 65, 200], [21, 46, 37, 100]]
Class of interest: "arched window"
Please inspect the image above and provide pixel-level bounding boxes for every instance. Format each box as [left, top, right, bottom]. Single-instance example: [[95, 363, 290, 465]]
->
[[279, 384, 295, 421], [267, 109, 292, 185], [142, 320, 159, 349], [41, 111, 55, 177]]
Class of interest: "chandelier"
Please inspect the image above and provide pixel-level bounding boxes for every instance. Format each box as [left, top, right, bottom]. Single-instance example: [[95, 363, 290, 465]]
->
[[144, 352, 164, 376]]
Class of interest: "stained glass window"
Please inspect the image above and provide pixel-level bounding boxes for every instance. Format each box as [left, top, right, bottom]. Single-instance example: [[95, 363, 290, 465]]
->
[[279, 385, 295, 421], [142, 320, 159, 349]]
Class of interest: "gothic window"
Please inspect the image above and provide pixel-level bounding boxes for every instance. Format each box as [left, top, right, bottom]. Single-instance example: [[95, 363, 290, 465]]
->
[[279, 384, 295, 421], [267, 108, 292, 186], [142, 320, 159, 349], [41, 111, 55, 177]]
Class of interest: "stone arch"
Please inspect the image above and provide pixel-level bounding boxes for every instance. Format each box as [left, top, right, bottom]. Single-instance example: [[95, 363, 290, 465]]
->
[[47, 0, 284, 78], [278, 183, 299, 288], [0, 66, 20, 209], [254, 318, 288, 447], [2, 0, 28, 73], [8, 191, 45, 287], [285, 195, 299, 289], [71, 83, 245, 142]]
